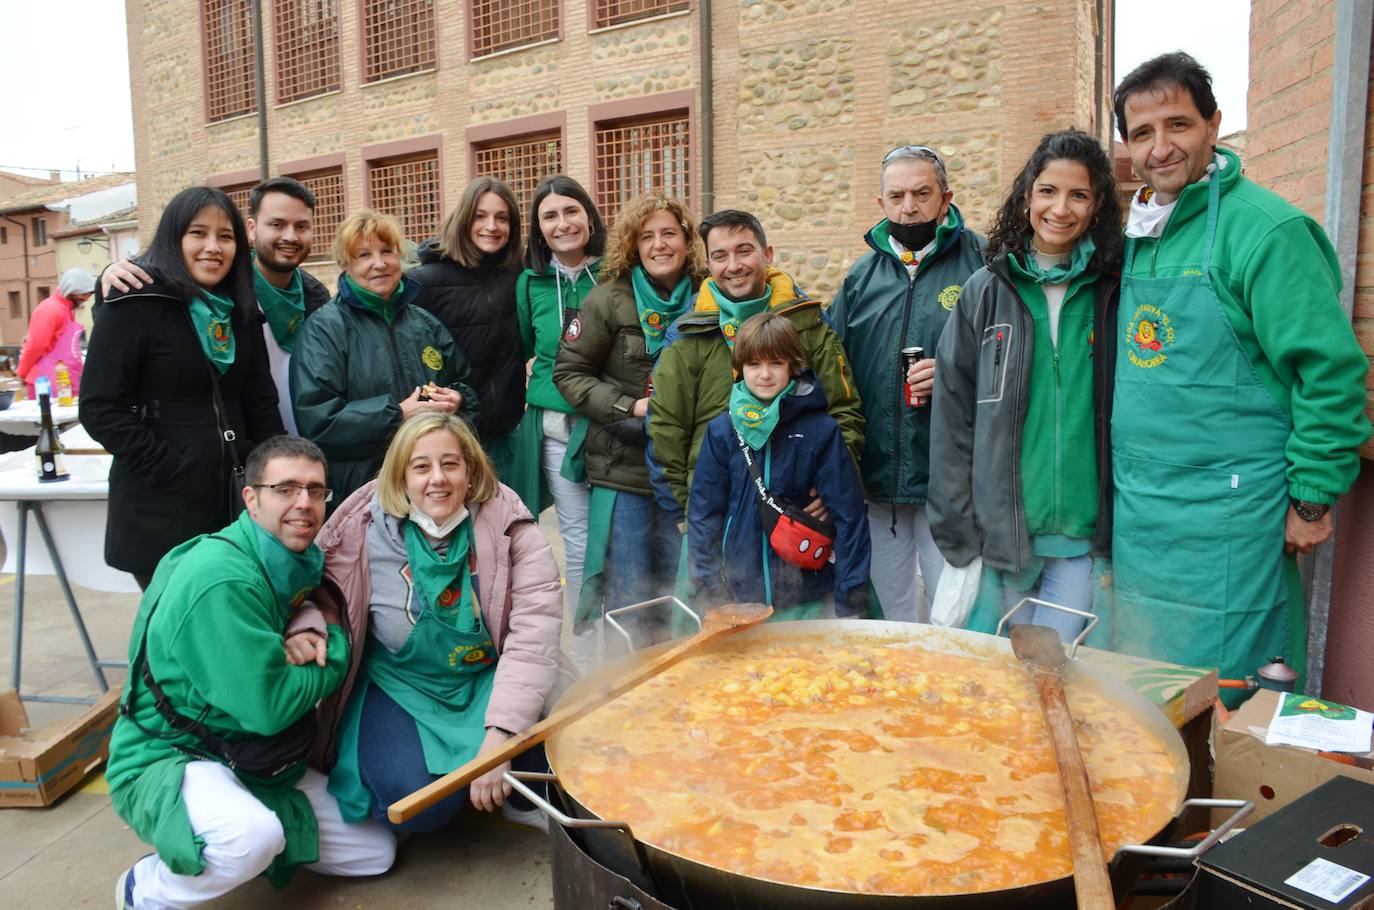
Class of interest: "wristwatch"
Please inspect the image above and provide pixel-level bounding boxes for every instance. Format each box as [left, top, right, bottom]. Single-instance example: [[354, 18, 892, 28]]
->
[[1291, 499, 1330, 522]]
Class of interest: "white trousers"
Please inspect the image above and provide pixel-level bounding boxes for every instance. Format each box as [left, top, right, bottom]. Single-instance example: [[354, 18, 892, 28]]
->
[[541, 433, 590, 618], [867, 503, 947, 623], [130, 761, 395, 910]]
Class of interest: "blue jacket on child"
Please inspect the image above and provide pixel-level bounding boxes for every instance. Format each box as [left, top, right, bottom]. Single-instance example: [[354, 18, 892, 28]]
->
[[688, 371, 871, 616]]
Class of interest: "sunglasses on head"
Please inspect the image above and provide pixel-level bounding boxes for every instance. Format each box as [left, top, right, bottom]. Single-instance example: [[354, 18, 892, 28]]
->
[[883, 145, 945, 167]]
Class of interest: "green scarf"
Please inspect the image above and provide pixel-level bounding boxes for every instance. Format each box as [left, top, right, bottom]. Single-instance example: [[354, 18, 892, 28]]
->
[[403, 517, 477, 631], [708, 280, 772, 348], [728, 377, 796, 450], [188, 288, 237, 373], [253, 263, 307, 352], [343, 274, 404, 324], [630, 266, 691, 356], [1015, 235, 1096, 285], [238, 510, 325, 611]]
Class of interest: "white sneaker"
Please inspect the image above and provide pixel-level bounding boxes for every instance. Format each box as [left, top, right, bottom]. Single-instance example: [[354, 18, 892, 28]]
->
[[501, 802, 550, 833]]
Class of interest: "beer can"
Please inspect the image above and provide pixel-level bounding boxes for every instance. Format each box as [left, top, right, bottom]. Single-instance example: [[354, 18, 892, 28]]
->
[[901, 345, 926, 407]]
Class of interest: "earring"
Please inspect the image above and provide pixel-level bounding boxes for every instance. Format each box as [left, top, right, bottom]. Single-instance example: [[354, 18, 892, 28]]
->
[[1024, 207, 1031, 220]]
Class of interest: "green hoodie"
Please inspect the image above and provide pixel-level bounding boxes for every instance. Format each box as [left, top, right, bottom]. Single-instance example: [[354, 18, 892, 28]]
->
[[1125, 147, 1369, 503], [516, 261, 600, 413]]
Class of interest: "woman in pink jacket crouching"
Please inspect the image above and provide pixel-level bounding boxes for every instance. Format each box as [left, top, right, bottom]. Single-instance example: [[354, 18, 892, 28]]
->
[[289, 412, 569, 833]]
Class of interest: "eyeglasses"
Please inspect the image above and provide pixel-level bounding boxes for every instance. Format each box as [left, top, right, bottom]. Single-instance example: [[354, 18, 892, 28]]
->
[[883, 144, 945, 167], [252, 482, 334, 503]]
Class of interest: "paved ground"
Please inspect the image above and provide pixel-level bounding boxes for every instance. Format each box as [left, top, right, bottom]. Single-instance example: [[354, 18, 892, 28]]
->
[[0, 513, 567, 909]]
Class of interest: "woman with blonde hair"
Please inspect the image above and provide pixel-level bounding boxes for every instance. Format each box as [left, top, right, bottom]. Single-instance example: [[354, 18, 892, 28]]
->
[[409, 178, 528, 486], [553, 194, 708, 660], [284, 412, 565, 833], [292, 210, 479, 507]]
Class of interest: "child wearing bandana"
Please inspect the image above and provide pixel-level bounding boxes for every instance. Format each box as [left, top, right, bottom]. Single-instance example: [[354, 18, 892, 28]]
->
[[687, 313, 872, 620]]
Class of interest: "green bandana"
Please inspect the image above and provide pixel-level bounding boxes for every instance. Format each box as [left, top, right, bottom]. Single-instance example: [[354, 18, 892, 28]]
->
[[708, 280, 772, 348], [1015, 235, 1096, 285], [188, 288, 236, 374], [403, 516, 478, 631], [253, 263, 307, 352], [238, 510, 325, 612], [343, 274, 404, 324], [630, 266, 691, 356], [728, 377, 796, 450]]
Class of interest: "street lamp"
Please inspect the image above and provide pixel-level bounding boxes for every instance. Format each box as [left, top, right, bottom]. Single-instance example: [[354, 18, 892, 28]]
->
[[76, 235, 110, 254]]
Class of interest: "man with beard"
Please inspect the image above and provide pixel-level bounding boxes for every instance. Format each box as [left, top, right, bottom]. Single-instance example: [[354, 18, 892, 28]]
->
[[648, 209, 864, 521], [101, 178, 331, 432], [828, 146, 985, 622]]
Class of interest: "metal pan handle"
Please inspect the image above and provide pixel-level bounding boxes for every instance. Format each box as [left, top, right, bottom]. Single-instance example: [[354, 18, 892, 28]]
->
[[995, 597, 1099, 659], [605, 596, 700, 651], [503, 770, 658, 884], [1115, 798, 1253, 859]]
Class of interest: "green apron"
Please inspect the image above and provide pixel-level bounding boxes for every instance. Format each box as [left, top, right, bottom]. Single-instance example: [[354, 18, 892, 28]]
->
[[1110, 172, 1296, 696], [328, 547, 498, 823], [502, 408, 554, 517]]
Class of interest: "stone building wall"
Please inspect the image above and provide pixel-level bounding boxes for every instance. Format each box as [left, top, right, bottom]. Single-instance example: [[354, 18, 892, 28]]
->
[[128, 0, 1109, 303]]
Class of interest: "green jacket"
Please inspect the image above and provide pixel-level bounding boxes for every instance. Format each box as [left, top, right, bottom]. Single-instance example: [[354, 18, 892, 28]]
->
[[1125, 147, 1370, 503], [291, 279, 478, 506], [829, 206, 985, 503], [552, 274, 657, 495], [648, 268, 864, 514], [106, 513, 349, 884], [516, 261, 600, 413]]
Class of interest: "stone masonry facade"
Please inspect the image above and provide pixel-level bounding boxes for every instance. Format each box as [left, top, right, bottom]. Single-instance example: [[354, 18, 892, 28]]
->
[[127, 0, 1111, 300]]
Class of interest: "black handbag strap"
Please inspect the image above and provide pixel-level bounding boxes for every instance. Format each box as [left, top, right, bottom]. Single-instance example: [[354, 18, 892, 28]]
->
[[734, 430, 787, 522]]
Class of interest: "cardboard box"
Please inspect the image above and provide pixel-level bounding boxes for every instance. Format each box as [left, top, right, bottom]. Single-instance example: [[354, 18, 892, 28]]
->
[[1198, 776, 1374, 909], [1214, 688, 1374, 824], [0, 688, 119, 807]]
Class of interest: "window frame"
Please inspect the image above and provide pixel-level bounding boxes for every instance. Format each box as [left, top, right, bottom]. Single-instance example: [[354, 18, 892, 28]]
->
[[467, 113, 567, 218], [279, 153, 348, 263], [32, 217, 47, 247], [358, 0, 438, 84], [362, 136, 445, 245], [273, 0, 342, 105], [588, 90, 696, 225], [200, 0, 258, 123], [466, 0, 562, 61], [588, 0, 690, 32]]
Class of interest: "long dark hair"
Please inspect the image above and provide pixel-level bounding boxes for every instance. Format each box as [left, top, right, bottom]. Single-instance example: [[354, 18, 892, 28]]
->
[[522, 174, 607, 273], [437, 176, 522, 271], [137, 186, 255, 313], [985, 130, 1123, 274]]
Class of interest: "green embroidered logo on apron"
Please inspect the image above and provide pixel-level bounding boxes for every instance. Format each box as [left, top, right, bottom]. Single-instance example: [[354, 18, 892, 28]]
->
[[1126, 302, 1176, 368]]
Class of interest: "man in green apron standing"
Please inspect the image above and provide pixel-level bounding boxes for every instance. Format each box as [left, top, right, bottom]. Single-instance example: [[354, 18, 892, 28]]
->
[[109, 436, 396, 909], [1109, 52, 1370, 694]]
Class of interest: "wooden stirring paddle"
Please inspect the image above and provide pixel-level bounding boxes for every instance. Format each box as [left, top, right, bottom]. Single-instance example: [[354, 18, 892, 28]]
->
[[387, 602, 773, 824], [1009, 623, 1115, 910]]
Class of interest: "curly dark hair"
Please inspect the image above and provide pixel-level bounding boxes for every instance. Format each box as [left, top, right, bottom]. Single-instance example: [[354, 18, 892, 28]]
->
[[984, 129, 1123, 274]]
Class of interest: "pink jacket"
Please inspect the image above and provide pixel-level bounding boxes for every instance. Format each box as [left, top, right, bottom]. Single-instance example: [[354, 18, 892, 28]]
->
[[17, 293, 84, 397], [303, 479, 568, 767]]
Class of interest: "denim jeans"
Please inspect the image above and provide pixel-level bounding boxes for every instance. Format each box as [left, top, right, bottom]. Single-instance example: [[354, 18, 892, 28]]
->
[[1000, 554, 1095, 643], [604, 490, 682, 650], [356, 685, 547, 833]]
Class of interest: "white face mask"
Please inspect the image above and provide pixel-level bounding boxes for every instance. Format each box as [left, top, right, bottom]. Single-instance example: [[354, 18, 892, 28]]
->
[[407, 503, 468, 539]]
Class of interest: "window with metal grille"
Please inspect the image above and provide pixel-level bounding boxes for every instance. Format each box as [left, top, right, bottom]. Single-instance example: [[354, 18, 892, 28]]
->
[[368, 153, 442, 243], [592, 0, 688, 30], [593, 111, 691, 224], [361, 0, 436, 82], [274, 0, 341, 104], [203, 0, 257, 121], [469, 0, 559, 59], [291, 167, 346, 258], [222, 183, 255, 223], [473, 132, 562, 214]]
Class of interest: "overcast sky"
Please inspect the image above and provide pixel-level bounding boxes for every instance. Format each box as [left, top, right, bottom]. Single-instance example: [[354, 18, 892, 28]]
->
[[0, 0, 1251, 182]]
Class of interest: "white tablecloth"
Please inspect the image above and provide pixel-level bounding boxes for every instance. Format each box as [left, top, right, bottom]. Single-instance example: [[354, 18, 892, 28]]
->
[[0, 426, 140, 593], [0, 399, 82, 436]]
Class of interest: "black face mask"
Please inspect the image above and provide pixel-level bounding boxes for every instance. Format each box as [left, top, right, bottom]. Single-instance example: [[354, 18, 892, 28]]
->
[[888, 217, 939, 251]]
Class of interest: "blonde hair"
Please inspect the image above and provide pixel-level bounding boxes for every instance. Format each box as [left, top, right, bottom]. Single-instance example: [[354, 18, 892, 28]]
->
[[731, 311, 807, 376], [599, 195, 708, 286], [376, 413, 499, 517], [333, 209, 405, 269]]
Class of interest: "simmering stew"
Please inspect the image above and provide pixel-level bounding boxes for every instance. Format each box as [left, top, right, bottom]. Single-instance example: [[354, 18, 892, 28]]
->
[[556, 634, 1180, 895]]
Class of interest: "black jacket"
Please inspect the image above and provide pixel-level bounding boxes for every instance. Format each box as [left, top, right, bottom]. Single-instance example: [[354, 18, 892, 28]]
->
[[407, 243, 524, 439], [927, 255, 1119, 571], [300, 269, 332, 315], [80, 275, 284, 576]]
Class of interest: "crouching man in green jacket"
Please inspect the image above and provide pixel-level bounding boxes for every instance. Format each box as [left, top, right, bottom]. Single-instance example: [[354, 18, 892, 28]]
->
[[109, 436, 395, 909]]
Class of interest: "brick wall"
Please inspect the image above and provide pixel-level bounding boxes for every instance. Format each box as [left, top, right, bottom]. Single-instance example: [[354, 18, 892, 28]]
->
[[127, 0, 1107, 303]]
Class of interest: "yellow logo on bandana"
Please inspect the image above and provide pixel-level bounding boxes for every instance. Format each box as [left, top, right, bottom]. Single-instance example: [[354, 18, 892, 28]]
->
[[722, 323, 737, 339], [938, 285, 962, 310], [208, 320, 231, 352], [1125, 303, 1175, 368], [421, 346, 443, 371]]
